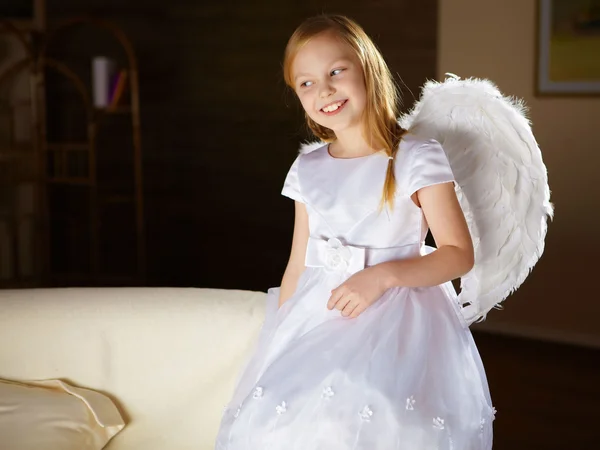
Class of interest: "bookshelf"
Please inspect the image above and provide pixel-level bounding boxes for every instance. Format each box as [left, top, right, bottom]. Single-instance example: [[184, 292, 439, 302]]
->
[[0, 6, 42, 288], [0, 2, 144, 287]]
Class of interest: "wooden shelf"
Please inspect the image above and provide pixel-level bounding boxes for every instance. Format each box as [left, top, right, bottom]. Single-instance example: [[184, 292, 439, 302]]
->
[[0, 19, 37, 33], [1, 10, 145, 287], [0, 144, 36, 154], [46, 142, 89, 151], [95, 105, 132, 115], [100, 194, 134, 204], [0, 1, 46, 286], [46, 177, 91, 185], [0, 148, 39, 184]]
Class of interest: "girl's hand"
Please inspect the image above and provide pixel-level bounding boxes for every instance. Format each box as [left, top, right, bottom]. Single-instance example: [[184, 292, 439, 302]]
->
[[327, 267, 388, 318]]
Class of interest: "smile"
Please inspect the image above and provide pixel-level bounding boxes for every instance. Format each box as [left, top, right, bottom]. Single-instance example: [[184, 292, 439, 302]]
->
[[320, 99, 348, 116]]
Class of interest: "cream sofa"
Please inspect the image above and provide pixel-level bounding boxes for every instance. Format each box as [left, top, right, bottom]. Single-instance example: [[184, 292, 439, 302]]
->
[[0, 287, 268, 449]]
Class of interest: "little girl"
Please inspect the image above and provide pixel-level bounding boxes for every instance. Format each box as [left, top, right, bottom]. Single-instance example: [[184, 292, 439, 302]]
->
[[216, 15, 495, 449]]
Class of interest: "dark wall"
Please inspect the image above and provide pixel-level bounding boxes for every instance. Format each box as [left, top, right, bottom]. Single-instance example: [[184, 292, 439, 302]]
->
[[46, 0, 438, 291]]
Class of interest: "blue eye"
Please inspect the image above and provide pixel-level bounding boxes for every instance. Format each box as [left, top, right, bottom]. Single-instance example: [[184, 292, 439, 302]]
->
[[299, 69, 343, 88]]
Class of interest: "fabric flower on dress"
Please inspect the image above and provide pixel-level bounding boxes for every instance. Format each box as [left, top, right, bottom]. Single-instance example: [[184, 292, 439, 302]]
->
[[324, 238, 352, 272], [321, 386, 335, 400], [253, 386, 264, 399], [406, 395, 415, 411], [276, 401, 287, 415], [433, 417, 445, 430], [359, 405, 373, 422], [480, 406, 497, 432]]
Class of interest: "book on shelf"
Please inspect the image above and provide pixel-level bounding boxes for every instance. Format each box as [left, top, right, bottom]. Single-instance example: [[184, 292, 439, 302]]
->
[[92, 56, 116, 108], [91, 56, 128, 110], [108, 69, 128, 110]]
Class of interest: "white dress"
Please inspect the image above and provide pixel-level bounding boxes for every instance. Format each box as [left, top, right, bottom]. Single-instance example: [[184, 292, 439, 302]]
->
[[214, 134, 495, 450]]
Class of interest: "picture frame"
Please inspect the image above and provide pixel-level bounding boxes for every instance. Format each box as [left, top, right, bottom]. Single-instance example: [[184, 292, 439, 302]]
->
[[536, 0, 600, 96]]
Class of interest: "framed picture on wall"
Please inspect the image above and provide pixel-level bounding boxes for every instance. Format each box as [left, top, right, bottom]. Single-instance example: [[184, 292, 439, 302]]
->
[[536, 0, 600, 95]]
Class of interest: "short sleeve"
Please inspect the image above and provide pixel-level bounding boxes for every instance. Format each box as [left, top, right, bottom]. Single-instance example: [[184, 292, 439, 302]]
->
[[406, 139, 455, 196], [281, 155, 304, 203]]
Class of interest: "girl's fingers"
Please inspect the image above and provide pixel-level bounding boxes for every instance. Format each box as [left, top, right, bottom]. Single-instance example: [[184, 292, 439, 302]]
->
[[327, 287, 345, 310], [334, 293, 352, 312], [349, 304, 366, 319], [341, 298, 359, 317]]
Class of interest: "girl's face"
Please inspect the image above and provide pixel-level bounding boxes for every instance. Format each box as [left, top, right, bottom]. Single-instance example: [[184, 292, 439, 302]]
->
[[291, 32, 367, 134]]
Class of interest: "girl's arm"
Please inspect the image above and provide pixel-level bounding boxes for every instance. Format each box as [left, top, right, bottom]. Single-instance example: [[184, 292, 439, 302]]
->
[[279, 201, 310, 307], [374, 181, 474, 289], [327, 181, 473, 318]]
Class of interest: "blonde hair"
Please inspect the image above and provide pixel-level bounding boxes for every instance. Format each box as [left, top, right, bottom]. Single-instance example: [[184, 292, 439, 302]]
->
[[283, 15, 406, 209]]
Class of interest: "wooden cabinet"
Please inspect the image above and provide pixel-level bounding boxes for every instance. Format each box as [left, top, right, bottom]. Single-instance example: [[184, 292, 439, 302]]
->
[[0, 1, 144, 287]]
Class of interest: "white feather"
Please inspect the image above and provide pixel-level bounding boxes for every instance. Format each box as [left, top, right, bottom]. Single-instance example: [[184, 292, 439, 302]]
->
[[299, 140, 327, 154], [399, 74, 553, 324]]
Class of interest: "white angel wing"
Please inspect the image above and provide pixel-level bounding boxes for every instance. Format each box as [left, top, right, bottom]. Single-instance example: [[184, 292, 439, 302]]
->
[[299, 140, 327, 154], [399, 74, 553, 325]]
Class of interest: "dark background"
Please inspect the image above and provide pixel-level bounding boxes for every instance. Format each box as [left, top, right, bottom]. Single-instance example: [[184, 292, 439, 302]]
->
[[40, 0, 437, 290]]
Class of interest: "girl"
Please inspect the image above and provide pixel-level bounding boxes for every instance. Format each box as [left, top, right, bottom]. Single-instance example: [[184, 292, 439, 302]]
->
[[216, 15, 495, 449]]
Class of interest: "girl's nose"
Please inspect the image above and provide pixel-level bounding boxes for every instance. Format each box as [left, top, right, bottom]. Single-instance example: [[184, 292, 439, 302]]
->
[[319, 82, 336, 98]]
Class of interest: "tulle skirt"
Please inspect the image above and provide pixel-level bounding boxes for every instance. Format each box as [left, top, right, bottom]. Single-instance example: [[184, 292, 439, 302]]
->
[[215, 268, 495, 450]]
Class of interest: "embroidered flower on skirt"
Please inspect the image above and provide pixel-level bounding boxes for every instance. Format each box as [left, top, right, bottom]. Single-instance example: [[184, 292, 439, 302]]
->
[[253, 386, 264, 399], [321, 386, 335, 400], [359, 405, 373, 422], [276, 401, 287, 415]]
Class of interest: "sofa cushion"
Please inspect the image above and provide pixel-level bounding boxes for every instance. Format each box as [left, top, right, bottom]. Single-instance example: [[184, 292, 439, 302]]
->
[[0, 378, 124, 450]]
